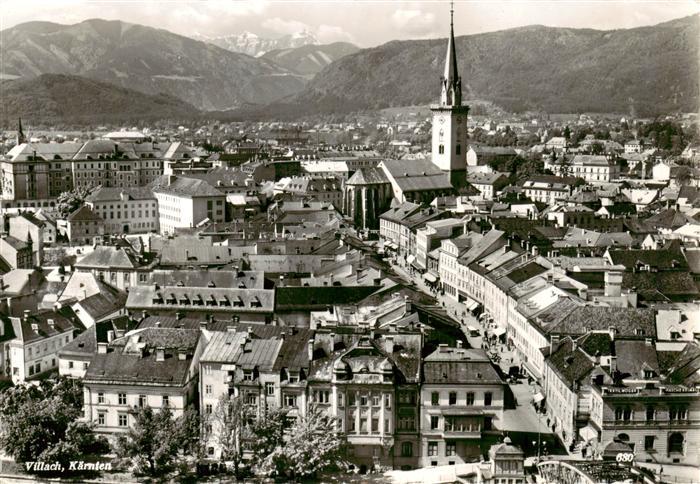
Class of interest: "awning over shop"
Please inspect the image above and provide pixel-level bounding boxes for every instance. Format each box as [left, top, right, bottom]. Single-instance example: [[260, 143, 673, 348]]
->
[[579, 424, 598, 442], [465, 297, 480, 312], [384, 241, 397, 250], [532, 392, 545, 404], [406, 254, 416, 265], [493, 326, 507, 337], [424, 272, 438, 283]]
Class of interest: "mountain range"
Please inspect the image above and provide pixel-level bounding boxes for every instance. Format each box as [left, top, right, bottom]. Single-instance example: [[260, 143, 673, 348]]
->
[[190, 30, 321, 57], [1, 14, 698, 122], [259, 13, 699, 118], [1, 74, 198, 123], [261, 42, 360, 77], [0, 19, 306, 111]]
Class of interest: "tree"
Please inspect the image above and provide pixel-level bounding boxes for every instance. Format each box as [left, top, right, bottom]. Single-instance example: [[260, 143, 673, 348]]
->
[[208, 394, 251, 477], [676, 166, 692, 187], [116, 406, 182, 476], [56, 187, 93, 219], [0, 378, 108, 472], [249, 406, 289, 467], [260, 406, 344, 480]]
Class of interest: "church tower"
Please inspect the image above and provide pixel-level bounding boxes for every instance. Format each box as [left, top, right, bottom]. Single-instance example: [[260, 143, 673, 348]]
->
[[16, 118, 26, 145], [431, 3, 469, 188]]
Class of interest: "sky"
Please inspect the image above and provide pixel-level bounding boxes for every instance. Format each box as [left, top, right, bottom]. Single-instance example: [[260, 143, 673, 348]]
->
[[1, 0, 699, 47]]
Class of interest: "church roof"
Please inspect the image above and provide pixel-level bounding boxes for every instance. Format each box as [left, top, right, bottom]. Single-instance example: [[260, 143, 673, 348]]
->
[[380, 159, 453, 193], [346, 167, 389, 186]]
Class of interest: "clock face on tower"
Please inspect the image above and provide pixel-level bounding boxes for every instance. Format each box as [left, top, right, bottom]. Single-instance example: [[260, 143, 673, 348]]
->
[[439, 116, 445, 124]]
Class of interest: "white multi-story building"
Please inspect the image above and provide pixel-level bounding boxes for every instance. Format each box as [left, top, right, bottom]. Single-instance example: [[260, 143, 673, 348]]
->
[[85, 187, 159, 234], [151, 175, 226, 235]]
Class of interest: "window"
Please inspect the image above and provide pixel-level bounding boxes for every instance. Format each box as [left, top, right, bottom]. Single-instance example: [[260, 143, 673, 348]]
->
[[669, 433, 684, 454], [97, 412, 105, 426], [118, 393, 126, 405], [670, 407, 688, 421], [449, 392, 457, 405], [246, 393, 257, 406], [431, 392, 439, 406], [97, 392, 105, 404], [456, 144, 461, 155], [372, 395, 380, 407], [484, 392, 493, 406], [284, 394, 297, 407], [371, 418, 379, 433], [162, 395, 169, 407], [118, 414, 128, 427], [399, 392, 415, 405], [398, 416, 416, 431], [266, 382, 275, 396], [644, 436, 655, 451], [205, 404, 213, 415], [438, 145, 445, 155], [205, 385, 212, 395], [467, 392, 475, 405], [349, 393, 356, 406], [401, 442, 413, 457], [139, 395, 147, 408], [243, 370, 254, 381], [446, 442, 456, 457], [68, 361, 74, 369], [431, 416, 440, 430], [428, 442, 438, 456], [484, 417, 493, 431], [646, 406, 655, 421], [315, 390, 330, 404], [360, 395, 368, 406]]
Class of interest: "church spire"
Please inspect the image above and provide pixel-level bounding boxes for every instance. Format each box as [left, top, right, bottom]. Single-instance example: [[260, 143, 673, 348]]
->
[[17, 117, 26, 145], [440, 2, 462, 106]]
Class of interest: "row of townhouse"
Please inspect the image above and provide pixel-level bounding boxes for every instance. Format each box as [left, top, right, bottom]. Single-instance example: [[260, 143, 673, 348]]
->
[[60, 304, 508, 471], [377, 217, 700, 467]]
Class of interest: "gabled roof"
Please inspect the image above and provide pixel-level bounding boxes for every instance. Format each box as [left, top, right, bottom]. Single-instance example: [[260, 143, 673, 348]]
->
[[67, 205, 102, 222], [150, 175, 223, 198], [346, 167, 390, 186], [380, 159, 453, 193], [546, 337, 597, 389], [423, 346, 503, 385], [76, 246, 140, 269]]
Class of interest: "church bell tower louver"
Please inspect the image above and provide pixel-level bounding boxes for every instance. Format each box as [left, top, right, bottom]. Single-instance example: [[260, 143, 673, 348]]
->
[[431, 3, 469, 188]]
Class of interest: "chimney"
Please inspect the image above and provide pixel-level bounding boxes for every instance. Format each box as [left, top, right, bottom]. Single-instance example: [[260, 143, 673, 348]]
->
[[404, 294, 411, 313], [457, 340, 463, 349], [547, 273, 554, 284], [572, 339, 578, 351], [604, 270, 623, 297], [645, 337, 653, 346], [178, 350, 187, 360], [155, 347, 165, 362], [107, 330, 114, 343], [550, 334, 561, 354], [167, 174, 177, 186], [47, 319, 55, 330], [438, 343, 449, 353], [175, 311, 183, 320], [308, 339, 314, 361], [608, 326, 617, 341], [227, 325, 236, 332], [609, 355, 617, 374], [154, 321, 161, 328], [389, 322, 398, 333], [199, 320, 208, 331], [97, 342, 108, 354], [23, 309, 30, 322], [280, 331, 286, 340], [141, 310, 148, 320]]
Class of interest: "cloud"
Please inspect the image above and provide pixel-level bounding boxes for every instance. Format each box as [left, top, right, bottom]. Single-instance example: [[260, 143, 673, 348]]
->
[[262, 17, 310, 36], [316, 24, 355, 44], [391, 8, 438, 37]]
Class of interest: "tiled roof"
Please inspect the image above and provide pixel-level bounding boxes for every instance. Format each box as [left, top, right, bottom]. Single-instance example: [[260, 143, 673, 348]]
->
[[551, 306, 656, 338], [76, 247, 140, 269], [546, 338, 596, 389], [76, 284, 127, 319], [67, 205, 102, 222], [346, 167, 390, 186], [150, 175, 223, 198], [622, 271, 699, 300], [85, 187, 155, 202], [380, 159, 453, 193], [126, 286, 275, 313], [614, 340, 659, 378], [275, 285, 379, 311], [84, 328, 199, 386], [8, 310, 79, 344], [423, 347, 503, 384], [665, 341, 700, 386], [146, 269, 265, 289]]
